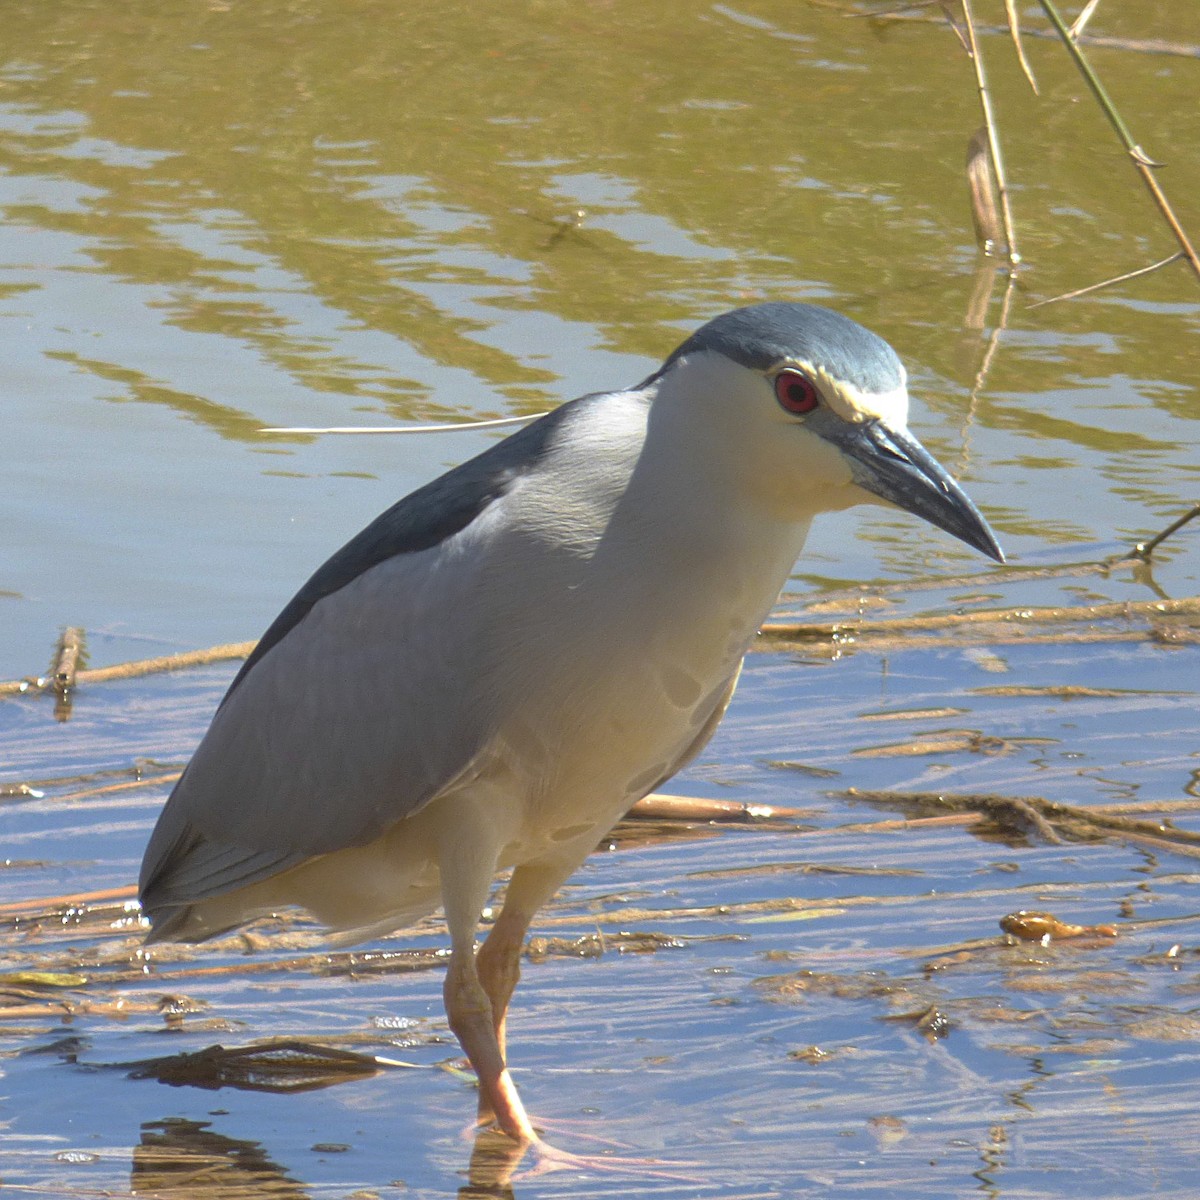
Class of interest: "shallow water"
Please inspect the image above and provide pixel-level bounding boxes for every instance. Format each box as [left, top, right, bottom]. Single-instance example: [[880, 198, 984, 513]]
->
[[2, 2, 1200, 1196], [4, 637, 1200, 1198]]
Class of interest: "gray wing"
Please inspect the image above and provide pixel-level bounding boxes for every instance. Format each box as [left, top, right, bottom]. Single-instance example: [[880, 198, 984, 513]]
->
[[222, 400, 579, 702], [139, 400, 585, 922]]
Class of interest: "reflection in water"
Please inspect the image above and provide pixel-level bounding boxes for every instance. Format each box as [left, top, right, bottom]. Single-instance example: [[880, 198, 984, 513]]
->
[[132, 1118, 307, 1200], [130, 1118, 530, 1200], [462, 1130, 522, 1200], [2, 2, 1198, 439]]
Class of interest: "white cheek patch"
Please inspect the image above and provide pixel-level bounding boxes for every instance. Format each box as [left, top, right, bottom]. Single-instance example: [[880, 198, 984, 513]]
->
[[828, 379, 909, 427], [778, 359, 910, 429]]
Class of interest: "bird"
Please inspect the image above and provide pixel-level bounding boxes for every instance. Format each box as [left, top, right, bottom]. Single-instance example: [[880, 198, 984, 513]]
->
[[139, 301, 1002, 1153]]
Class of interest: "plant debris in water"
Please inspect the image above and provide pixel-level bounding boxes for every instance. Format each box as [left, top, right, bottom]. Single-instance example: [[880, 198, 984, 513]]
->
[[123, 1040, 404, 1093]]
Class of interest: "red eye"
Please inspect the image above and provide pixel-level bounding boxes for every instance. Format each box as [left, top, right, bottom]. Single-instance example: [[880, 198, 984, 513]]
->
[[774, 370, 819, 415]]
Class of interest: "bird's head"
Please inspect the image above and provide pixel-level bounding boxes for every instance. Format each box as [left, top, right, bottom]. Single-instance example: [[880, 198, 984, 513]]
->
[[649, 302, 1003, 562]]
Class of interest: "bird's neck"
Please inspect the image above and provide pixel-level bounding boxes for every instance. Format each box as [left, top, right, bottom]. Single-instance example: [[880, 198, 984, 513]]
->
[[574, 386, 813, 655]]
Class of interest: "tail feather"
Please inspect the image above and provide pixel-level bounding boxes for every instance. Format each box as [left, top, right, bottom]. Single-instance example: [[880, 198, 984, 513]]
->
[[140, 824, 307, 942]]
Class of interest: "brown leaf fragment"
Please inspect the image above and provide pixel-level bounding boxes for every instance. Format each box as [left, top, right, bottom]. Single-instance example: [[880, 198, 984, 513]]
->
[[881, 1004, 953, 1041], [1000, 910, 1118, 943], [966, 127, 1004, 252], [788, 1044, 834, 1064], [868, 1114, 908, 1146]]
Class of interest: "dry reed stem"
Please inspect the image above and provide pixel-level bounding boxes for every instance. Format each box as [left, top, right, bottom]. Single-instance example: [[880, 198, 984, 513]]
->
[[1090, 799, 1200, 815], [1003, 0, 1039, 92], [625, 794, 812, 821], [0, 884, 138, 916], [1132, 501, 1200, 560], [761, 594, 1200, 643], [791, 627, 1199, 654], [1068, 0, 1101, 39], [1037, 0, 1200, 281], [19, 773, 182, 806], [858, 5, 1200, 60], [0, 641, 255, 698], [841, 786, 1200, 858], [533, 874, 1137, 930], [960, 0, 1021, 265], [1027, 252, 1185, 308]]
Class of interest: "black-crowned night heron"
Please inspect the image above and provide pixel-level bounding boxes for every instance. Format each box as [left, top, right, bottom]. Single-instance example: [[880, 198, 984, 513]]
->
[[140, 302, 1002, 1151]]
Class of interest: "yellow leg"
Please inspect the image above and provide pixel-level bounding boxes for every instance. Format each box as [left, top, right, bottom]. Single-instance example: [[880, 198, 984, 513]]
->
[[439, 848, 701, 1186], [443, 947, 538, 1143], [436, 821, 569, 1144], [472, 857, 582, 1127]]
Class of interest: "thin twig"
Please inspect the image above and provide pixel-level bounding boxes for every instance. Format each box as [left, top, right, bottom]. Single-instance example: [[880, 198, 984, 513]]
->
[[960, 0, 1021, 265], [762, 595, 1200, 640], [1130, 502, 1200, 561], [842, 786, 1200, 859], [0, 884, 138, 917], [260, 414, 544, 436], [1037, 0, 1200, 281], [624, 794, 812, 822], [937, 0, 970, 54], [0, 763, 179, 798], [0, 641, 255, 698], [1027, 252, 1185, 308], [43, 773, 182, 805], [1069, 0, 1102, 40], [1003, 0, 1039, 92]]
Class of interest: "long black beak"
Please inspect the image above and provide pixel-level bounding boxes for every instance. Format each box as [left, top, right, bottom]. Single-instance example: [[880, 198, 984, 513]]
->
[[831, 419, 1004, 562]]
